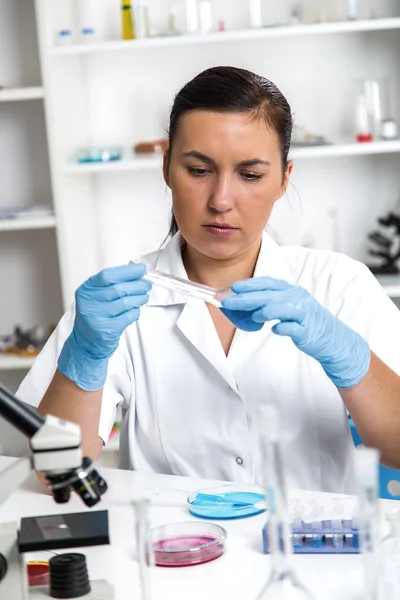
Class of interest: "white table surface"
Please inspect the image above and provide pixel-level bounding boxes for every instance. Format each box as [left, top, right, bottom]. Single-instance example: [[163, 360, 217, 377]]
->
[[0, 456, 396, 600]]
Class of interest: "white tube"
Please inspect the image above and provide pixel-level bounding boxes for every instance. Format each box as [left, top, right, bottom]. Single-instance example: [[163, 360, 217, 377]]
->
[[133, 499, 153, 600], [356, 94, 371, 136], [134, 3, 149, 39], [185, 0, 199, 33], [346, 0, 358, 20], [249, 0, 262, 28], [199, 1, 212, 34], [354, 447, 381, 600]]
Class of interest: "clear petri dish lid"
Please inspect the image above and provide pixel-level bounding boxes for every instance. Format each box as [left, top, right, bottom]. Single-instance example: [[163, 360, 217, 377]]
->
[[150, 521, 226, 567], [187, 483, 267, 520]]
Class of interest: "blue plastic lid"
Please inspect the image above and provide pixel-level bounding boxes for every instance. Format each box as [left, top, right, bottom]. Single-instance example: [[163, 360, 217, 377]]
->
[[59, 30, 72, 36], [187, 484, 267, 520], [82, 28, 95, 34]]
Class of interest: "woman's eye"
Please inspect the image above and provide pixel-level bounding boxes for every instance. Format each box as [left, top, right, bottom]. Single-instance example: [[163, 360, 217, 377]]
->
[[241, 172, 264, 181], [188, 167, 211, 177]]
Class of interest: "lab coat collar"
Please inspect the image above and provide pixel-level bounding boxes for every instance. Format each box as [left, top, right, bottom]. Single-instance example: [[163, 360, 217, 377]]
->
[[146, 229, 294, 307]]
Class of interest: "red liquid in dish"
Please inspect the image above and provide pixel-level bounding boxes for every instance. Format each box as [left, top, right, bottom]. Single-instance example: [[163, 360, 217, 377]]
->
[[153, 533, 225, 567]]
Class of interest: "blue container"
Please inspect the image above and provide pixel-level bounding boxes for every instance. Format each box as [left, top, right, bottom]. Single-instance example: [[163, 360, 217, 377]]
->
[[349, 417, 400, 500]]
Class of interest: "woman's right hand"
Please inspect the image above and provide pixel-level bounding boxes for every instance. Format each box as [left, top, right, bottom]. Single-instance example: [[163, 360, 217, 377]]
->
[[58, 263, 151, 391]]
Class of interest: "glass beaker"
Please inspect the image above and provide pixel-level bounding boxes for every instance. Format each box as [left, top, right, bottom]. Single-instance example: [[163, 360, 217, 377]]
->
[[354, 78, 391, 141], [253, 405, 314, 600]]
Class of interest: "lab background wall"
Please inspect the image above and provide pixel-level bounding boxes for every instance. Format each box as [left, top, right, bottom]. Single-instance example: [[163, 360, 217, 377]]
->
[[1, 0, 400, 395]]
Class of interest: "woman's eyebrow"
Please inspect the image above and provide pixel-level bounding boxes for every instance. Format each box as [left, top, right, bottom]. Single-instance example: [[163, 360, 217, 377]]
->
[[182, 151, 216, 166], [237, 158, 271, 168], [182, 151, 270, 168]]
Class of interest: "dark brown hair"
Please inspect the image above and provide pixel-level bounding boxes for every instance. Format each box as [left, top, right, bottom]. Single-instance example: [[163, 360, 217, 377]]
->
[[166, 66, 293, 238]]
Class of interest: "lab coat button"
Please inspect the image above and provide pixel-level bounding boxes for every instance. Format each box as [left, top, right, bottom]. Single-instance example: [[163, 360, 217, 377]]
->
[[236, 457, 244, 466]]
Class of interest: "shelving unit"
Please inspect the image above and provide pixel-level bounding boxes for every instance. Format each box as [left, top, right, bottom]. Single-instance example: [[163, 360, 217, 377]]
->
[[0, 216, 56, 232], [0, 355, 36, 371], [376, 275, 400, 298], [53, 16, 400, 56], [0, 87, 44, 102], [0, 0, 63, 388]]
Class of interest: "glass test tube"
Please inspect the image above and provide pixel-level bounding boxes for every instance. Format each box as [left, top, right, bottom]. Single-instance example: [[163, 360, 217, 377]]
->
[[255, 405, 314, 600], [331, 497, 344, 549], [133, 499, 154, 600], [354, 447, 380, 600], [291, 499, 304, 549], [310, 501, 323, 548], [134, 264, 233, 308]]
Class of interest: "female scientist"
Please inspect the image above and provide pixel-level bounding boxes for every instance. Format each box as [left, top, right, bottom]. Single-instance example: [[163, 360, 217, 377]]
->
[[18, 66, 400, 494]]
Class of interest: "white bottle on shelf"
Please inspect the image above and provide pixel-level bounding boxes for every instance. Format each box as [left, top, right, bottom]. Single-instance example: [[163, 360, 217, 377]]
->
[[134, 2, 150, 39], [199, 1, 212, 34], [346, 0, 358, 21], [76, 0, 99, 42], [248, 0, 263, 28], [185, 0, 199, 33]]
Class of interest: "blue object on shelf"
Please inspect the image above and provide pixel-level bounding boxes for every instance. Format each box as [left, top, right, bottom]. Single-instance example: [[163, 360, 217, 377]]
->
[[77, 147, 122, 164], [262, 519, 360, 554], [349, 417, 400, 500]]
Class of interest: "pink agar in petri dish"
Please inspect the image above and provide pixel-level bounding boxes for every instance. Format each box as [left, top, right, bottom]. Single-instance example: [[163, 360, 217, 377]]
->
[[151, 522, 226, 567]]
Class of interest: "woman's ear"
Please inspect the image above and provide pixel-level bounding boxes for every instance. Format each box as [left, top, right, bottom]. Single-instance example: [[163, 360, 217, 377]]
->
[[163, 151, 171, 188], [280, 160, 293, 197]]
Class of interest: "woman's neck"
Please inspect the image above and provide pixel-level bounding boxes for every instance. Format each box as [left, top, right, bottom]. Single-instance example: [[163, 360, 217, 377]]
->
[[182, 238, 262, 289]]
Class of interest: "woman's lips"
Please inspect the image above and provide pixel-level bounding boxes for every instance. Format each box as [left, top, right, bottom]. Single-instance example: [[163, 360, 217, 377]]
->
[[203, 225, 238, 238]]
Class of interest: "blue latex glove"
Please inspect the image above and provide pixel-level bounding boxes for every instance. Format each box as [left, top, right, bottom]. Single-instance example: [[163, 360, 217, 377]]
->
[[221, 277, 371, 389], [58, 263, 151, 391]]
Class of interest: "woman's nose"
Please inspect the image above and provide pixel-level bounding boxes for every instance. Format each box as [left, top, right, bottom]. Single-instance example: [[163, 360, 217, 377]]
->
[[208, 175, 235, 212]]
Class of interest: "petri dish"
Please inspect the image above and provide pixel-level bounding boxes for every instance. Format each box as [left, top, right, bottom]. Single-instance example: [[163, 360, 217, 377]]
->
[[187, 483, 267, 520], [26, 551, 57, 587], [150, 522, 226, 567]]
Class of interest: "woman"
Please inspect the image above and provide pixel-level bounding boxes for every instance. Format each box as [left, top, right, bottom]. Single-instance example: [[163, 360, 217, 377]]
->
[[17, 66, 400, 493]]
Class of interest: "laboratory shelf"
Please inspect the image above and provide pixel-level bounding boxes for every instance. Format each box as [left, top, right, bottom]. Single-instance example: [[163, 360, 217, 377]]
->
[[64, 154, 162, 174], [53, 17, 400, 56], [291, 140, 400, 159], [0, 87, 44, 102], [0, 216, 56, 232], [375, 274, 400, 298], [0, 355, 36, 370], [65, 141, 400, 175]]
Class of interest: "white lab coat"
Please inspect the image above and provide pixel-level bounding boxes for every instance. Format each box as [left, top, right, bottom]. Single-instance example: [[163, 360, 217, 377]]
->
[[16, 232, 400, 494]]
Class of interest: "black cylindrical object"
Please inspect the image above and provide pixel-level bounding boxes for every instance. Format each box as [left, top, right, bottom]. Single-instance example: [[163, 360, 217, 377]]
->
[[0, 553, 7, 582], [0, 383, 44, 438], [49, 553, 91, 599]]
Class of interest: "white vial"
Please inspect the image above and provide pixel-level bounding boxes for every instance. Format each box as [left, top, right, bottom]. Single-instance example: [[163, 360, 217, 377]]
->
[[134, 5, 150, 38], [81, 27, 96, 44], [199, 1, 212, 34], [382, 118, 399, 140], [249, 0, 262, 28], [185, 0, 199, 33], [57, 29, 73, 46], [346, 0, 358, 20]]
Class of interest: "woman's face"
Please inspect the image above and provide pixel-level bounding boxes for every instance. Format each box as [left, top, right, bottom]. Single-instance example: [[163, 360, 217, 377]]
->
[[164, 110, 292, 261]]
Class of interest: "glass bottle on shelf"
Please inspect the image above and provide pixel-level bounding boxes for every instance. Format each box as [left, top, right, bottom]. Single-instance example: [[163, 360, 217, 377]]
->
[[121, 0, 135, 39], [254, 405, 315, 600]]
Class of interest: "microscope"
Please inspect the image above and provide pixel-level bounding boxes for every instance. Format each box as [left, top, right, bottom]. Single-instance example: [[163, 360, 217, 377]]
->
[[0, 383, 113, 599]]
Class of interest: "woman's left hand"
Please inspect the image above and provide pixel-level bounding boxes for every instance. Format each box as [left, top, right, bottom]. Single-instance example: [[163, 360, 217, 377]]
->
[[221, 276, 371, 389]]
